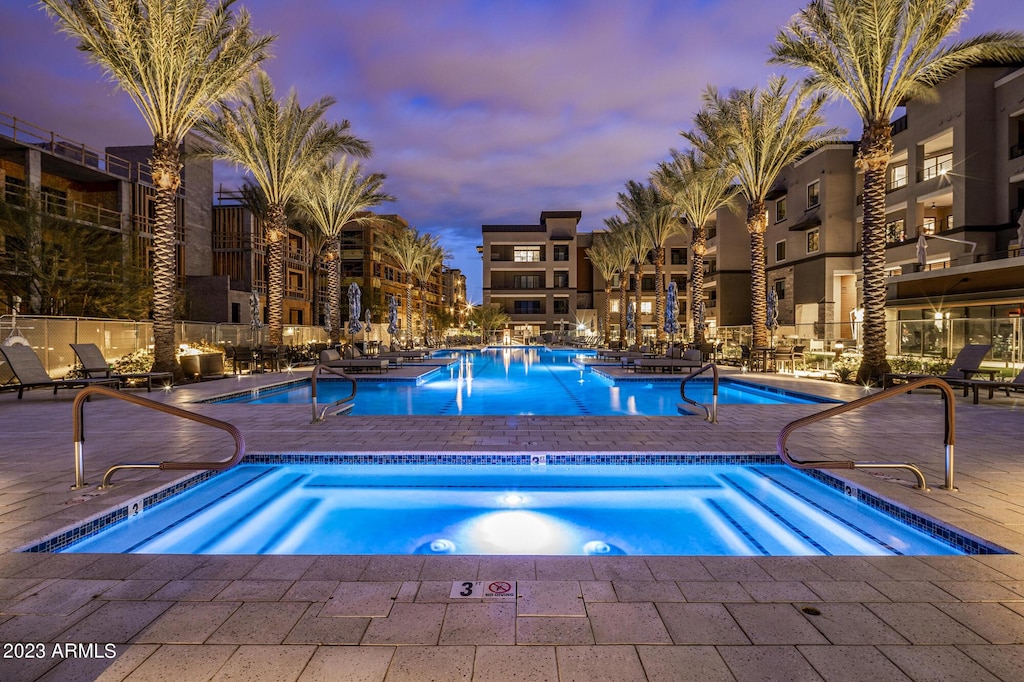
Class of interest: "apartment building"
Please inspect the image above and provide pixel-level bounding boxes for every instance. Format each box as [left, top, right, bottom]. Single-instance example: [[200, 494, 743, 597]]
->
[[480, 210, 690, 342]]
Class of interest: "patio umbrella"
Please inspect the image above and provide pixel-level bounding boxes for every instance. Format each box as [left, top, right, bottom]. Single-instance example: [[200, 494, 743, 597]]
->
[[387, 294, 399, 338], [626, 301, 635, 345], [347, 282, 362, 334], [364, 308, 372, 334], [917, 233, 928, 266], [1017, 210, 1024, 248], [696, 300, 706, 337], [663, 281, 679, 342], [249, 290, 263, 330], [766, 289, 779, 346]]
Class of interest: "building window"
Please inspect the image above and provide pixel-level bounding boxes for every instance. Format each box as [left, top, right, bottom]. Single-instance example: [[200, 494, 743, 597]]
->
[[885, 219, 905, 244], [670, 248, 687, 265], [640, 301, 653, 314], [889, 164, 908, 191], [776, 196, 787, 223], [775, 240, 786, 262], [806, 228, 820, 254], [610, 300, 620, 313], [641, 276, 655, 292], [231, 302, 241, 323], [946, 215, 953, 231], [513, 246, 541, 262], [806, 180, 820, 208], [922, 217, 936, 236], [553, 245, 569, 261], [553, 299, 569, 314], [513, 274, 541, 289], [553, 272, 569, 288], [514, 300, 542, 314], [774, 280, 785, 300], [922, 152, 952, 181]]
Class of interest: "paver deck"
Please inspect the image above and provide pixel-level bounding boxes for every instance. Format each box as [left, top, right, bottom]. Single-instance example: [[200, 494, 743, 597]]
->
[[1, 360, 1023, 680]]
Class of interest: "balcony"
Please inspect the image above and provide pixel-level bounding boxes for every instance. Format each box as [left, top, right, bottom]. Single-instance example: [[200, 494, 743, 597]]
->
[[2, 184, 122, 231], [1011, 144, 1024, 160]]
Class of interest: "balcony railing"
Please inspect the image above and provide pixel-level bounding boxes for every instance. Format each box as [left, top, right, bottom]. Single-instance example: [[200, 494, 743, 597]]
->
[[0, 112, 132, 178], [2, 185, 122, 231]]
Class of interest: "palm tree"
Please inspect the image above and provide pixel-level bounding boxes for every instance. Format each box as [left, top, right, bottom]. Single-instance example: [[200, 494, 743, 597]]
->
[[614, 188, 656, 347], [600, 218, 636, 348], [617, 180, 684, 344], [585, 231, 622, 347], [606, 214, 650, 347], [296, 158, 394, 345], [196, 71, 371, 344], [376, 224, 428, 347], [684, 76, 841, 348], [40, 0, 272, 374], [653, 148, 735, 345], [771, 0, 1024, 384], [412, 239, 448, 345]]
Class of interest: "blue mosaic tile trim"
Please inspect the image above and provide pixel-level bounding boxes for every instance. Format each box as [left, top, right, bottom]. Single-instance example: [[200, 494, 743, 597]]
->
[[241, 452, 781, 466], [21, 469, 220, 553], [799, 468, 1010, 555], [200, 378, 308, 404]]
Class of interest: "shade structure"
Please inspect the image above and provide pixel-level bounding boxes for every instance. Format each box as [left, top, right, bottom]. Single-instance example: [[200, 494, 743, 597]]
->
[[387, 295, 399, 337], [917, 233, 928, 266], [347, 282, 362, 334], [663, 281, 679, 336]]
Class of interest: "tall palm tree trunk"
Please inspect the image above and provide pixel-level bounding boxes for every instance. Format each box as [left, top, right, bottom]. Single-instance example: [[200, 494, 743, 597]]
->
[[633, 263, 643, 346], [857, 125, 894, 384], [327, 236, 341, 346], [603, 283, 612, 347], [265, 203, 287, 345], [405, 283, 413, 348], [691, 232, 706, 346], [653, 247, 665, 344], [618, 276, 628, 349], [748, 201, 768, 349], [150, 137, 181, 376]]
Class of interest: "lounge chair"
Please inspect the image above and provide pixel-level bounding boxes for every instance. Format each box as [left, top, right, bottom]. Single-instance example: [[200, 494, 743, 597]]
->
[[319, 349, 389, 373], [773, 345, 805, 372], [884, 344, 992, 393], [0, 344, 120, 399], [378, 344, 428, 361], [965, 368, 1024, 404], [633, 349, 703, 374], [71, 343, 173, 392]]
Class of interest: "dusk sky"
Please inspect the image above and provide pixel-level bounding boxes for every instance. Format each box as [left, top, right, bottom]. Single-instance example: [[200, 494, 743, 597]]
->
[[0, 0, 1018, 301]]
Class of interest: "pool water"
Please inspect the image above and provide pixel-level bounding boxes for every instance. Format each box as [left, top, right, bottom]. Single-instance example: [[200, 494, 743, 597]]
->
[[230, 348, 833, 416], [63, 464, 963, 556]]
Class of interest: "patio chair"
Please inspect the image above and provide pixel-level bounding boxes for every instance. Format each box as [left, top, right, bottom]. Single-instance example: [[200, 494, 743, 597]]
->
[[231, 346, 257, 375], [884, 344, 992, 392], [70, 343, 173, 392], [0, 344, 120, 399], [965, 368, 1024, 404]]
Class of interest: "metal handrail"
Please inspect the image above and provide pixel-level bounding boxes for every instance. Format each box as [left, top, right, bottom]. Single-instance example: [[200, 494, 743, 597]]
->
[[679, 362, 719, 423], [777, 377, 957, 491], [311, 364, 357, 423], [72, 386, 245, 490]]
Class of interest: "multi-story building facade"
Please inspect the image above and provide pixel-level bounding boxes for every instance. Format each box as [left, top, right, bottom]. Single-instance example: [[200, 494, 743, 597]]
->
[[480, 210, 690, 343]]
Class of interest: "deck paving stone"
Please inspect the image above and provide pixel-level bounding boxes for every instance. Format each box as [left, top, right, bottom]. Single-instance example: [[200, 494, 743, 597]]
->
[[244, 555, 318, 580], [122, 555, 212, 581], [515, 615, 595, 644], [610, 580, 685, 603], [300, 556, 372, 581], [865, 602, 989, 645], [58, 599, 173, 644], [517, 580, 586, 616], [321, 582, 402, 617], [867, 580, 959, 602], [117, 644, 237, 682], [878, 644, 1003, 682], [700, 557, 773, 582], [644, 557, 715, 581], [799, 603, 909, 645], [754, 557, 835, 582], [284, 603, 368, 644], [717, 645, 826, 681], [418, 556, 481, 581], [935, 602, 1024, 644], [474, 556, 537, 580], [133, 601, 241, 644], [414, 580, 477, 603], [0, 600, 102, 642], [803, 580, 890, 602], [206, 601, 309, 644], [741, 580, 820, 602], [864, 557, 953, 582], [930, 580, 1024, 602], [676, 581, 753, 602], [958, 644, 1024, 680], [360, 556, 425, 582], [150, 579, 232, 602], [656, 603, 750, 645], [361, 602, 446, 645], [99, 579, 168, 601], [6, 578, 119, 616], [295, 645, 394, 682], [472, 645, 558, 682], [635, 645, 735, 681], [184, 556, 262, 581], [382, 645, 474, 681], [438, 602, 516, 645], [579, 580, 617, 603], [281, 580, 339, 602], [726, 603, 829, 645], [590, 557, 655, 581], [796, 645, 912, 682], [534, 556, 596, 580], [209, 644, 316, 682], [214, 579, 294, 602], [36, 643, 159, 682], [586, 602, 673, 644], [555, 644, 647, 682]]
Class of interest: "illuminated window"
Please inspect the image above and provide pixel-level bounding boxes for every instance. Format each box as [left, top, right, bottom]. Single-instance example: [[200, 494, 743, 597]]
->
[[513, 246, 541, 262], [806, 228, 820, 254], [922, 152, 952, 181], [922, 217, 936, 235], [885, 219, 906, 243], [640, 301, 652, 314], [889, 164, 908, 190]]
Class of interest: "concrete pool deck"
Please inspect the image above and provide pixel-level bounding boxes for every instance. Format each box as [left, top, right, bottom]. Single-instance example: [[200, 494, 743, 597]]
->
[[1, 365, 1024, 680]]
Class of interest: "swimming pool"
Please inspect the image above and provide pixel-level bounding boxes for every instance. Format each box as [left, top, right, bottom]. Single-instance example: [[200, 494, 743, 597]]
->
[[57, 462, 979, 556], [211, 347, 836, 416]]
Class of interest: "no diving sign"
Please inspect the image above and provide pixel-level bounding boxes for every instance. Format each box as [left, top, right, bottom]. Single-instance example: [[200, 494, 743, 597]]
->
[[449, 580, 516, 599]]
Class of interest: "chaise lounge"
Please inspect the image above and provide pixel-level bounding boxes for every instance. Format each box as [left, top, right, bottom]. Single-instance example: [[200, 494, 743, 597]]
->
[[319, 349, 390, 373], [964, 368, 1024, 404], [883, 344, 992, 395], [71, 343, 173, 391], [632, 348, 704, 374], [1, 344, 120, 399]]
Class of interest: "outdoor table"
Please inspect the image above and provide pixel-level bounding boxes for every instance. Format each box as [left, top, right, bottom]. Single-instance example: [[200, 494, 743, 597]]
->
[[751, 346, 776, 372]]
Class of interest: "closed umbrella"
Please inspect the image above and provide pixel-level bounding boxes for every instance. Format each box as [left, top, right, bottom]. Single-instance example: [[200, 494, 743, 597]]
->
[[766, 289, 779, 347], [249, 290, 263, 345], [387, 294, 399, 341], [626, 301, 635, 346], [364, 308, 372, 334], [1017, 211, 1024, 248], [347, 282, 362, 334], [695, 300, 706, 339], [664, 281, 679, 346], [917, 233, 928, 266]]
